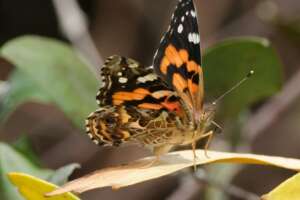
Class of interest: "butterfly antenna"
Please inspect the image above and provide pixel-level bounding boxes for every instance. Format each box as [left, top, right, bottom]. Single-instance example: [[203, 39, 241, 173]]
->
[[212, 70, 254, 106]]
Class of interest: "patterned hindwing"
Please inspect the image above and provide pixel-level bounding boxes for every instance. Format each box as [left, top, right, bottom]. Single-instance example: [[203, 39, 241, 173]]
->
[[86, 107, 123, 146], [85, 106, 141, 146], [85, 105, 179, 147], [153, 0, 204, 122]]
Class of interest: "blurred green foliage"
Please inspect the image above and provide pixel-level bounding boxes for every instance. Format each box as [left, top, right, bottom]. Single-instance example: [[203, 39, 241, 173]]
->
[[0, 142, 79, 200], [203, 37, 283, 120], [1, 36, 99, 128], [13, 136, 43, 167], [0, 69, 53, 121]]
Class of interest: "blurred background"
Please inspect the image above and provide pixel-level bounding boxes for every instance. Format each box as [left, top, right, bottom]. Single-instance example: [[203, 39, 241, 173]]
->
[[1, 0, 300, 200]]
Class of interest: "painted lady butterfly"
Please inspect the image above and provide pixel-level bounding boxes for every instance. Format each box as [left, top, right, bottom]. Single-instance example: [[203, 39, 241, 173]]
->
[[86, 0, 215, 162]]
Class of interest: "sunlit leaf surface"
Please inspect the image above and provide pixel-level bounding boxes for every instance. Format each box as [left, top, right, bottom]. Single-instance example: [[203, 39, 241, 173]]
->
[[46, 150, 300, 196]]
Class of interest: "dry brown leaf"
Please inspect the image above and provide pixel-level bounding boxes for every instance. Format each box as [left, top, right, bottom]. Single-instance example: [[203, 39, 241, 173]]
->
[[46, 150, 300, 196]]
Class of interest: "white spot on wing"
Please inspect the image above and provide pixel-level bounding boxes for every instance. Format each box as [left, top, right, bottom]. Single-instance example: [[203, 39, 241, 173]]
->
[[177, 24, 183, 33], [137, 73, 158, 83], [188, 33, 193, 43], [188, 32, 200, 44], [117, 72, 122, 76], [181, 16, 185, 22], [119, 77, 128, 84], [191, 10, 196, 18], [194, 33, 200, 44]]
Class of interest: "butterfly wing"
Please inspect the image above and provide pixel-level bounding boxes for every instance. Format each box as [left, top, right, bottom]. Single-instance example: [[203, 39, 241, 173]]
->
[[97, 55, 181, 111], [153, 0, 203, 122], [86, 56, 182, 146]]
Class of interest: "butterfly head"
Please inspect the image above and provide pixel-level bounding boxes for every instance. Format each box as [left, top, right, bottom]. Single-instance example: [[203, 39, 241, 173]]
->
[[197, 108, 215, 133]]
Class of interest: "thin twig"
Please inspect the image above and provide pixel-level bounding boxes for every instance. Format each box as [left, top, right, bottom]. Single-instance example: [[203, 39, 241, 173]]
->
[[52, 0, 102, 81]]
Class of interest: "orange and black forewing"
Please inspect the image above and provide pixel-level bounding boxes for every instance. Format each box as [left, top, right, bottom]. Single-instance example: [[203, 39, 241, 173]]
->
[[153, 0, 204, 118]]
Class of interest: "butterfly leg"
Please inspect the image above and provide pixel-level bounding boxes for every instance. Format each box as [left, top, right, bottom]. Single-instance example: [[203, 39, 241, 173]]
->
[[191, 137, 198, 171], [201, 130, 214, 158], [190, 130, 214, 170], [138, 144, 174, 169]]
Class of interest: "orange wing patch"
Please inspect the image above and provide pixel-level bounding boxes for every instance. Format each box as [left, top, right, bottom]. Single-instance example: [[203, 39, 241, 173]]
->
[[179, 49, 189, 63], [138, 103, 163, 110], [112, 88, 150, 105], [159, 44, 204, 112], [112, 88, 182, 112], [187, 60, 199, 73], [172, 73, 187, 92], [165, 45, 183, 67], [160, 45, 191, 74], [160, 57, 170, 74]]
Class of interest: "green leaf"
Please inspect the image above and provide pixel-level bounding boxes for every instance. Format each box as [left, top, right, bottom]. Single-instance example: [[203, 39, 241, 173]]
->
[[0, 142, 53, 200], [0, 69, 52, 121], [1, 36, 99, 128], [48, 163, 80, 186], [203, 37, 283, 119], [12, 136, 42, 167]]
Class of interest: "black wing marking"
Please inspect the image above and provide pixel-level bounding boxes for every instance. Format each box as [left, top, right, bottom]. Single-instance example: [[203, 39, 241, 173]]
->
[[153, 0, 204, 119]]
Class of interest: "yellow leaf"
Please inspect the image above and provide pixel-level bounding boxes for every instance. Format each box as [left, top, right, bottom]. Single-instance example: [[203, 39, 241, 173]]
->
[[262, 172, 300, 200], [46, 150, 300, 196], [8, 172, 80, 200]]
